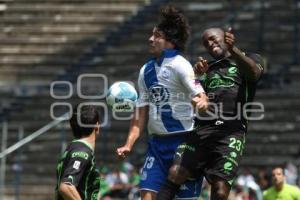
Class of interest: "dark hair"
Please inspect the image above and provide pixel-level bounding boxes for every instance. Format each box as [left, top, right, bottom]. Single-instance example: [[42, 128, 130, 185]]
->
[[272, 166, 285, 175], [69, 105, 99, 139], [157, 5, 190, 51]]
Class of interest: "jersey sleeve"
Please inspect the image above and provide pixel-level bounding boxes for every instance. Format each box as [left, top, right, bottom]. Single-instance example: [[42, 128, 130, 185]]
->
[[246, 53, 265, 80], [60, 148, 91, 187], [136, 65, 149, 107], [175, 58, 205, 96]]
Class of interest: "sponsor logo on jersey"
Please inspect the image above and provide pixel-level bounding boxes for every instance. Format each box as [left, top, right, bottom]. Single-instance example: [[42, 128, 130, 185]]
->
[[73, 160, 81, 170], [72, 151, 89, 160]]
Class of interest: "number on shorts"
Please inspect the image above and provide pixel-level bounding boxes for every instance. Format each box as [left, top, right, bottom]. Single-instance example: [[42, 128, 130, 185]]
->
[[143, 156, 155, 169], [229, 137, 242, 152]]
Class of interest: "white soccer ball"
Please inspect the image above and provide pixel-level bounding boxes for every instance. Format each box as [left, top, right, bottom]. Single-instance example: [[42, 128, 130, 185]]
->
[[106, 82, 138, 112]]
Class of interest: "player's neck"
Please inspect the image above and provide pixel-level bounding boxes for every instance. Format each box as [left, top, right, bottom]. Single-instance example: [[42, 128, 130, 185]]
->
[[275, 183, 284, 191], [80, 133, 96, 150]]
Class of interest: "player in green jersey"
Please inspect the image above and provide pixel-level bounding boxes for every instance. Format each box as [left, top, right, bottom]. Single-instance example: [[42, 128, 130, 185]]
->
[[55, 105, 101, 200]]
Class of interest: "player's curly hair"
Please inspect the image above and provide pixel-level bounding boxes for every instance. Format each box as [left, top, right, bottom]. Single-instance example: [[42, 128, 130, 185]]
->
[[157, 5, 190, 51]]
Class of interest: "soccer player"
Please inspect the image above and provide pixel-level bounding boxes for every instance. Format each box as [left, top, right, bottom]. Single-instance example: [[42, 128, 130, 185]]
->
[[263, 166, 300, 200], [116, 5, 208, 200], [156, 27, 265, 200], [55, 105, 101, 200]]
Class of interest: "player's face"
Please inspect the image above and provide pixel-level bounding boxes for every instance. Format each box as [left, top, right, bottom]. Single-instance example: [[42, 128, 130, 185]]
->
[[271, 168, 285, 186], [149, 27, 168, 57], [202, 29, 227, 59]]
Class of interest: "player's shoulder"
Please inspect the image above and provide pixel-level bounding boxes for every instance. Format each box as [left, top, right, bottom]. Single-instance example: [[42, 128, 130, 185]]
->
[[173, 54, 191, 64], [285, 183, 300, 192], [263, 186, 275, 196], [140, 58, 156, 74], [170, 54, 192, 69], [245, 52, 263, 63], [67, 140, 93, 160]]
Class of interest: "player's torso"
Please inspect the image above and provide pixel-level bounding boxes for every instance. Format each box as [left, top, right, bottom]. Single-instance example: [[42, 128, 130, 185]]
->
[[56, 142, 100, 200], [265, 186, 299, 200], [148, 60, 191, 108], [202, 59, 247, 120], [143, 55, 195, 134]]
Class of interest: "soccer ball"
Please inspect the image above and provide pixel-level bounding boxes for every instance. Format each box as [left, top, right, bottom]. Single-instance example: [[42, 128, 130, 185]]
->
[[106, 82, 138, 112]]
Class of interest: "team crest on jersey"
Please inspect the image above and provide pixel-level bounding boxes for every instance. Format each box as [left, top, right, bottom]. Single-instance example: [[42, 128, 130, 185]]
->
[[160, 68, 170, 79], [228, 66, 237, 75], [149, 84, 170, 105]]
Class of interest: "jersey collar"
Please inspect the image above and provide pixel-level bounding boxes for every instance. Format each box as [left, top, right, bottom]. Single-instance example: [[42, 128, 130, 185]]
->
[[156, 48, 179, 66], [73, 139, 94, 152]]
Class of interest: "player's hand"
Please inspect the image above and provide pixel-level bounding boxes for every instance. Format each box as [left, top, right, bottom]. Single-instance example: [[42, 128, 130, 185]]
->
[[116, 145, 131, 159], [192, 93, 209, 112], [194, 56, 208, 75], [224, 27, 235, 51]]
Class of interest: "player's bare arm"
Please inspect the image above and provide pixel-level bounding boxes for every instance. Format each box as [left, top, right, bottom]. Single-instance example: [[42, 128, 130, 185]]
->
[[116, 106, 149, 158], [59, 183, 82, 200], [225, 27, 262, 81], [192, 92, 208, 112], [193, 56, 209, 75]]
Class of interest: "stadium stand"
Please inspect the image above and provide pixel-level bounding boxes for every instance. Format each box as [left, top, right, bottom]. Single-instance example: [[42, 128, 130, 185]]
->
[[0, 0, 150, 199], [0, 0, 299, 199]]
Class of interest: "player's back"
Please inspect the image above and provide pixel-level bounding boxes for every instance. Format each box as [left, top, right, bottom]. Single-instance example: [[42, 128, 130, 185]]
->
[[55, 140, 100, 200]]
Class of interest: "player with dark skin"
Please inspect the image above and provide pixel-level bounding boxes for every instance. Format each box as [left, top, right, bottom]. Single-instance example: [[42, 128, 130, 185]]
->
[[156, 27, 264, 200], [195, 27, 261, 81]]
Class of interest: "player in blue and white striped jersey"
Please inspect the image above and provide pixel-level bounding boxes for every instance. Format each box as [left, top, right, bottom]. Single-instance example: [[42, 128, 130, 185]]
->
[[116, 5, 208, 200]]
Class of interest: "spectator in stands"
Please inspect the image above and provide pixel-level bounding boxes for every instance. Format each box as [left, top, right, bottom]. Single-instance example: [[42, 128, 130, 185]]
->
[[55, 105, 101, 200], [263, 166, 300, 200], [284, 162, 298, 185], [236, 169, 262, 200], [156, 27, 264, 200], [257, 168, 271, 191], [104, 166, 131, 198], [116, 4, 208, 200]]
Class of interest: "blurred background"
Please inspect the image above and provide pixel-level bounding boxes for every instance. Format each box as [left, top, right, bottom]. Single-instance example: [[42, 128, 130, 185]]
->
[[0, 0, 299, 199]]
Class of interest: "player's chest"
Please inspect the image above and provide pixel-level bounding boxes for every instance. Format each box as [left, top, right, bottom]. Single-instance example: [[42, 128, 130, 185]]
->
[[204, 64, 242, 90], [145, 65, 179, 88]]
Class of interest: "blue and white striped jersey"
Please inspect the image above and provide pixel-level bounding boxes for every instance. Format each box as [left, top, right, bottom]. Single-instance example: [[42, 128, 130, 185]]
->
[[136, 49, 204, 135]]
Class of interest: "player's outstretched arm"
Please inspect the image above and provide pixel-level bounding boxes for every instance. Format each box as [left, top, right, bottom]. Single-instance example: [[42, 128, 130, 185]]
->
[[116, 106, 148, 158], [59, 183, 82, 200], [225, 27, 263, 81]]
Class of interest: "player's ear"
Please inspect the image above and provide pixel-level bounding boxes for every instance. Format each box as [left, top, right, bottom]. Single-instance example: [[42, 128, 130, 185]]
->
[[95, 122, 100, 135]]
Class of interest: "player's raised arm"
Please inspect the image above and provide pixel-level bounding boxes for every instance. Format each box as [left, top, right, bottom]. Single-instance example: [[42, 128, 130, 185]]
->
[[225, 27, 263, 81], [116, 106, 148, 158]]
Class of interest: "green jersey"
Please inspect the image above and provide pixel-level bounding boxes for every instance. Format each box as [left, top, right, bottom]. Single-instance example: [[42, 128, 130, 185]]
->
[[55, 140, 100, 200], [263, 184, 300, 200]]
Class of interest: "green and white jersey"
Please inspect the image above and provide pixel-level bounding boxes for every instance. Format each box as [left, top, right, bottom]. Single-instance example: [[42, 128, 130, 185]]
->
[[55, 140, 100, 200]]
